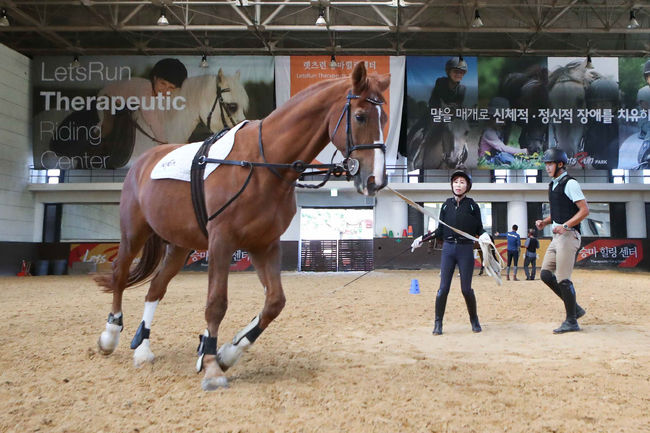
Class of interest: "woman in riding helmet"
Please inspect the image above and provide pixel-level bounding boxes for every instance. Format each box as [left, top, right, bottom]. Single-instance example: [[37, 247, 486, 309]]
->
[[411, 170, 487, 335]]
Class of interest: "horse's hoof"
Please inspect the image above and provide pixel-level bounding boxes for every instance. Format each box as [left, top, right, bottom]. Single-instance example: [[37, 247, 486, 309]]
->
[[97, 332, 119, 355], [133, 340, 155, 367], [201, 376, 229, 391]]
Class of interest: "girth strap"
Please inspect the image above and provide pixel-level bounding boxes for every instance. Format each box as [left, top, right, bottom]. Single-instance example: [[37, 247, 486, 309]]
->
[[190, 128, 231, 238]]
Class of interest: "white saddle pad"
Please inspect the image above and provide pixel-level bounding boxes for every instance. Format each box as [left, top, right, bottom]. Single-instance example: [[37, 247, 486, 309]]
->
[[150, 121, 249, 182]]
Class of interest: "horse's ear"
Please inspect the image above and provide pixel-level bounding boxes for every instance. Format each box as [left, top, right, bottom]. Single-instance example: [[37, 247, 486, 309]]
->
[[351, 62, 368, 94], [377, 73, 390, 93], [217, 68, 225, 83]]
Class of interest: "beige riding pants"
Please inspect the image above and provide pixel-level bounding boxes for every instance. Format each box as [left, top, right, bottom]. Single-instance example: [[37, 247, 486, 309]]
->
[[541, 229, 582, 282]]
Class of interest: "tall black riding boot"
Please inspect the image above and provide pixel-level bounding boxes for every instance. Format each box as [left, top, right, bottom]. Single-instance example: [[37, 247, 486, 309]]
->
[[540, 270, 586, 319], [553, 279, 581, 334], [462, 289, 482, 333], [433, 290, 448, 335]]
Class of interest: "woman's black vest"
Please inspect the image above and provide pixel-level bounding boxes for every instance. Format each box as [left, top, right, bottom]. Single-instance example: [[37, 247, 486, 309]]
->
[[548, 175, 581, 233]]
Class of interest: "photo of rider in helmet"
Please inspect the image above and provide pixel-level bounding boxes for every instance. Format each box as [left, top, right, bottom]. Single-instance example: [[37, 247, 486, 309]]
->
[[428, 56, 468, 111]]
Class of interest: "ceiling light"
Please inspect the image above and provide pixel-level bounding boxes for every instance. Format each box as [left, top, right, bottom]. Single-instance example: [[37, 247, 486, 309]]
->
[[471, 9, 483, 28], [586, 55, 594, 69], [330, 55, 337, 69], [200, 55, 209, 68], [157, 9, 169, 26], [627, 10, 640, 29], [0, 9, 9, 27], [315, 8, 327, 26], [71, 55, 81, 68]]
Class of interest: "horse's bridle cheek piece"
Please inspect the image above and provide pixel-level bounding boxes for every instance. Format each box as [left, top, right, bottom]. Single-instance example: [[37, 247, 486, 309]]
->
[[206, 83, 236, 131], [331, 92, 386, 180]]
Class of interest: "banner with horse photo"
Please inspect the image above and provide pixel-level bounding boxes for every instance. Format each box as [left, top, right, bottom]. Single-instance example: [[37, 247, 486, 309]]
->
[[403, 56, 479, 170], [31, 56, 274, 170], [274, 56, 404, 167]]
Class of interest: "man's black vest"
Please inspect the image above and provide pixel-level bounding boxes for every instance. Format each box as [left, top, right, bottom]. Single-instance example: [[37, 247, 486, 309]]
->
[[526, 237, 539, 253], [548, 174, 581, 233]]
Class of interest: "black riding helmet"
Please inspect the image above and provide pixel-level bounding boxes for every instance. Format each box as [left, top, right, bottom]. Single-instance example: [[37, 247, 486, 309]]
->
[[450, 170, 472, 193], [445, 56, 468, 75], [149, 58, 188, 88], [541, 148, 568, 165]]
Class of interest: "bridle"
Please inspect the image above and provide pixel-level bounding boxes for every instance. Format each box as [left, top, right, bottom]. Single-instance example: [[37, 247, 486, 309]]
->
[[205, 80, 237, 131], [197, 89, 386, 187], [190, 89, 387, 236]]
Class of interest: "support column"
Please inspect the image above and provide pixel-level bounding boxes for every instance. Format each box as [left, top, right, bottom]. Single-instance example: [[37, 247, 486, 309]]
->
[[507, 200, 527, 237], [626, 198, 647, 238]]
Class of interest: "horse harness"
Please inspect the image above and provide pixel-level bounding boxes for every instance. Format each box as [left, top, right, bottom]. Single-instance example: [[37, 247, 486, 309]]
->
[[190, 91, 386, 238], [132, 81, 237, 145]]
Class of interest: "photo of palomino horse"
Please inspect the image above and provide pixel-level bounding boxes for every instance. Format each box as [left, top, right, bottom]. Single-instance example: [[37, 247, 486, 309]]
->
[[95, 62, 390, 391]]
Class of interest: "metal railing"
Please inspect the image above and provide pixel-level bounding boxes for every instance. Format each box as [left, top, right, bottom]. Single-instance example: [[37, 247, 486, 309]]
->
[[29, 165, 649, 185]]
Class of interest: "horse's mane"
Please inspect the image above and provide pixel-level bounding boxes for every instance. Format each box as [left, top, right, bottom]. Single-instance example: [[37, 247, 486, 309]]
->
[[499, 64, 548, 107], [548, 60, 602, 89], [179, 74, 213, 99]]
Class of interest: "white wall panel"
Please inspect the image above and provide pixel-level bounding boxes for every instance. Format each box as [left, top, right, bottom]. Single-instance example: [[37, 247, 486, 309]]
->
[[0, 44, 34, 241]]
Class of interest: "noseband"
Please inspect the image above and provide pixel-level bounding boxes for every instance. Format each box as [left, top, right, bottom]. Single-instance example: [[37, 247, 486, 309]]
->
[[205, 81, 237, 131]]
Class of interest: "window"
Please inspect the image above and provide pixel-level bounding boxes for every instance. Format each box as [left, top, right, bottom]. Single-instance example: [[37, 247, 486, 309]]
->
[[47, 169, 61, 184], [525, 169, 539, 183], [643, 170, 650, 185], [60, 204, 120, 241], [611, 169, 628, 184], [493, 169, 507, 183]]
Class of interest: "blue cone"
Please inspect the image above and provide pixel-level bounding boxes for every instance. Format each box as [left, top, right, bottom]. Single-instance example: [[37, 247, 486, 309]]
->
[[409, 279, 420, 294]]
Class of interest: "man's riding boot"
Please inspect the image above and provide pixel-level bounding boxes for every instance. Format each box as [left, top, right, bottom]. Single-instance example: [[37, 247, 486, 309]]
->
[[540, 270, 586, 319], [553, 279, 581, 334], [462, 290, 482, 333], [433, 290, 448, 335]]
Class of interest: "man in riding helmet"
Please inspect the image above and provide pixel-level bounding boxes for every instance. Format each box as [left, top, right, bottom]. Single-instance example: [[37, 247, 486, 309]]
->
[[635, 86, 650, 167], [411, 170, 486, 335], [536, 148, 589, 334], [428, 56, 468, 110]]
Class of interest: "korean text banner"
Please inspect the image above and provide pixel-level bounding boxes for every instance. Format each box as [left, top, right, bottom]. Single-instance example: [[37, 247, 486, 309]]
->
[[275, 56, 404, 166], [403, 56, 650, 170], [31, 56, 274, 169]]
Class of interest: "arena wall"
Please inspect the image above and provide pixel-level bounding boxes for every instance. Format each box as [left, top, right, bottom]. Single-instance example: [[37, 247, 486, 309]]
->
[[0, 44, 34, 242]]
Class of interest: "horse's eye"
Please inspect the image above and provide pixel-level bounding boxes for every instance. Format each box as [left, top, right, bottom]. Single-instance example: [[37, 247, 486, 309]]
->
[[355, 114, 366, 123], [226, 103, 238, 113]]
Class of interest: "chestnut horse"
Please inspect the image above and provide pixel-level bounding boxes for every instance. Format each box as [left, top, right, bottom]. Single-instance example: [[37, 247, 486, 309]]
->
[[95, 62, 390, 390]]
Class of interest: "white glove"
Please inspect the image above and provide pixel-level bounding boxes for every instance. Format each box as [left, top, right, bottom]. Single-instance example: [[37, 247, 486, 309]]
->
[[410, 235, 423, 252]]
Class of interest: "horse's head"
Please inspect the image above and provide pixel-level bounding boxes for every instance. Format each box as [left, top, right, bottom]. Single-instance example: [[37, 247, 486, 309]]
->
[[329, 62, 390, 196], [198, 69, 249, 132]]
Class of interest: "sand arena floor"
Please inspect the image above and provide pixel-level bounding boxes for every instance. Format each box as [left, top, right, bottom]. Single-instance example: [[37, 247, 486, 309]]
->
[[0, 269, 649, 433]]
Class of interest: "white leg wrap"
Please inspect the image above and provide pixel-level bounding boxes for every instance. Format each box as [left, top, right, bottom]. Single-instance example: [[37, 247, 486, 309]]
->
[[98, 322, 121, 354], [133, 339, 155, 367], [217, 315, 260, 370], [142, 300, 159, 328]]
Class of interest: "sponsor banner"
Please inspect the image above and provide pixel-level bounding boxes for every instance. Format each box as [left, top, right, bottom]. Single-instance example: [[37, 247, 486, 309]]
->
[[275, 55, 404, 167], [403, 56, 650, 170], [69, 243, 120, 265], [32, 56, 274, 169], [183, 249, 253, 272], [576, 239, 643, 268]]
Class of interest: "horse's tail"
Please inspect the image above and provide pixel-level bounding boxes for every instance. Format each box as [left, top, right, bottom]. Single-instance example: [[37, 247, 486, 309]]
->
[[95, 233, 166, 293]]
